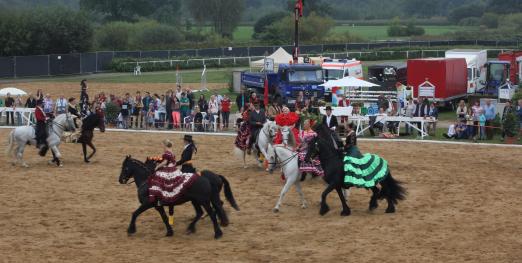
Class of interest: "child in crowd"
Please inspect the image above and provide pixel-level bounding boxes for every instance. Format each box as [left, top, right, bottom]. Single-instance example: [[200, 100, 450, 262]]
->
[[478, 111, 486, 140]]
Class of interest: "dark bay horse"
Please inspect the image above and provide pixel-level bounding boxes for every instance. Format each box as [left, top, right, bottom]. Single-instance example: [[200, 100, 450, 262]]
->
[[78, 113, 105, 163], [119, 156, 226, 239], [306, 124, 406, 216]]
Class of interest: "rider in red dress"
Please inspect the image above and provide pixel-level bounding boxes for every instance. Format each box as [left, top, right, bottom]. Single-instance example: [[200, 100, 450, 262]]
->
[[35, 100, 48, 150], [273, 106, 301, 146]]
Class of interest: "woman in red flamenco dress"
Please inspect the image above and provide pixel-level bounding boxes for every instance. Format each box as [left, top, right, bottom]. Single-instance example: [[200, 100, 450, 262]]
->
[[273, 106, 300, 147]]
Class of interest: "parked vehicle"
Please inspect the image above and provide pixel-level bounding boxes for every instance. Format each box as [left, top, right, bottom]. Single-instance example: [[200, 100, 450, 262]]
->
[[498, 51, 522, 85], [319, 58, 363, 102], [445, 49, 487, 94], [407, 58, 468, 102], [367, 62, 407, 90], [483, 61, 511, 95], [241, 64, 324, 106]]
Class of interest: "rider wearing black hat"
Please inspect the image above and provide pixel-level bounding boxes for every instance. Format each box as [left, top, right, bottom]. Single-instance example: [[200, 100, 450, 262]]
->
[[176, 135, 198, 173]]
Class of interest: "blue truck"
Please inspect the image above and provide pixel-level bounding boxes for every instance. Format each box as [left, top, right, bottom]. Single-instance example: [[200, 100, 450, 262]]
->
[[241, 64, 325, 106]]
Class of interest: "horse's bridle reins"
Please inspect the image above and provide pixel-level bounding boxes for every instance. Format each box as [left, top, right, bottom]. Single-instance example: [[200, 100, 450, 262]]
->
[[267, 145, 298, 169], [49, 115, 76, 137]]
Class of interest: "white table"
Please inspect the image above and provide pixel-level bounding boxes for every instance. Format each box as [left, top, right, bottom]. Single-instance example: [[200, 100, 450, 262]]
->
[[0, 107, 35, 126]]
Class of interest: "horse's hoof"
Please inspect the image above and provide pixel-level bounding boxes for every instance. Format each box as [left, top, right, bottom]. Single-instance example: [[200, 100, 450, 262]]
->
[[341, 210, 351, 216], [166, 229, 173, 237], [273, 207, 279, 213], [301, 203, 308, 209], [319, 204, 330, 216], [127, 226, 136, 235], [22, 164, 29, 168], [214, 230, 223, 239], [186, 226, 196, 235], [243, 166, 248, 169], [220, 221, 229, 227], [385, 207, 396, 213], [369, 203, 378, 211], [84, 160, 90, 163]]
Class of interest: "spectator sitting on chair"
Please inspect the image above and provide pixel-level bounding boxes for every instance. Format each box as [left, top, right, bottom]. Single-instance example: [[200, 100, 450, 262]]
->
[[427, 102, 439, 136]]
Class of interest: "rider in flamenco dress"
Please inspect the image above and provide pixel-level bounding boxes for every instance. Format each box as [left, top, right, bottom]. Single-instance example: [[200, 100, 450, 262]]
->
[[273, 106, 301, 147], [297, 119, 324, 180]]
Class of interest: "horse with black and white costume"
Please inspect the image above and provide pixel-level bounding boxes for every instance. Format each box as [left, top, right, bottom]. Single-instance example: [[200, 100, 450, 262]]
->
[[6, 113, 77, 167]]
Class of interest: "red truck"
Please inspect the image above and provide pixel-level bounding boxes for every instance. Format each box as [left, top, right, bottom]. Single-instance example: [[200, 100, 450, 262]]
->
[[498, 51, 522, 85], [407, 58, 468, 102]]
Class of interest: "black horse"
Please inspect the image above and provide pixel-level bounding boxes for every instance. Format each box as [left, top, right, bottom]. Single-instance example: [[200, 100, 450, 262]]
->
[[143, 158, 240, 226], [306, 124, 406, 216], [78, 113, 105, 163], [119, 156, 229, 239]]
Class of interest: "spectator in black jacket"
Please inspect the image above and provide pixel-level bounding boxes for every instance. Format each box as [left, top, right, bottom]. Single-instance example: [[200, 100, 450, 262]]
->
[[25, 94, 37, 108], [322, 106, 338, 132], [4, 93, 15, 125]]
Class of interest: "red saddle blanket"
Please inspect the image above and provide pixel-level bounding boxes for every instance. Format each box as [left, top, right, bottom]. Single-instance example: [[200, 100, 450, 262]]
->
[[147, 167, 198, 205]]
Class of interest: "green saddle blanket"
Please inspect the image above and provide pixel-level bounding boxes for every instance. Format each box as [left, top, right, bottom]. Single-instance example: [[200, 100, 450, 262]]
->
[[343, 153, 388, 188]]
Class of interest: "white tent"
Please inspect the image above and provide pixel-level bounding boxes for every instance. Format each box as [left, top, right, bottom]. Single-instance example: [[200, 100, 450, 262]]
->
[[0, 87, 27, 97], [322, 76, 380, 88], [250, 47, 301, 70]]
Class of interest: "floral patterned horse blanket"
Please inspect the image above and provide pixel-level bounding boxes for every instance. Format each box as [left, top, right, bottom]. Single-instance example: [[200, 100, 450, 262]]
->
[[147, 166, 198, 205]]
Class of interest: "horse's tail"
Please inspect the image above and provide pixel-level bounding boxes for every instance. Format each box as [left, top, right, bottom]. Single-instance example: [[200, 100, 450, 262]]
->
[[5, 130, 15, 157], [219, 175, 240, 211], [379, 171, 407, 205]]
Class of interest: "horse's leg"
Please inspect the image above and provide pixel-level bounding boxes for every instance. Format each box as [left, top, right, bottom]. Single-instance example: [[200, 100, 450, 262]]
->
[[273, 176, 294, 212], [320, 184, 335, 216], [201, 201, 223, 239], [186, 203, 204, 234], [50, 147, 61, 167], [295, 180, 307, 209], [17, 144, 28, 168], [82, 143, 89, 163], [210, 187, 229, 227], [335, 186, 351, 216], [242, 150, 247, 169], [154, 206, 173, 236], [369, 186, 379, 211], [128, 203, 153, 235], [86, 141, 96, 162]]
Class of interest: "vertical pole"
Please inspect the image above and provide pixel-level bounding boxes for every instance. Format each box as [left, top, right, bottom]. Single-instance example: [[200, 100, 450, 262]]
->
[[293, 3, 300, 64]]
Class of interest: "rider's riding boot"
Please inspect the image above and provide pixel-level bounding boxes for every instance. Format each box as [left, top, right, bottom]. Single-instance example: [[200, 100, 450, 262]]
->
[[39, 141, 49, 157]]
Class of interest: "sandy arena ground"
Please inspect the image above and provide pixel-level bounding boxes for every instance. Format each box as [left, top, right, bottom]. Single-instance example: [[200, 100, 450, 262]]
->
[[0, 82, 228, 100], [0, 129, 521, 263]]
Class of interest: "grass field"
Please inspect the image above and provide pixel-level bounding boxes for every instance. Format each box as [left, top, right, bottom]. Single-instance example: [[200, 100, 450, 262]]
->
[[225, 25, 477, 42]]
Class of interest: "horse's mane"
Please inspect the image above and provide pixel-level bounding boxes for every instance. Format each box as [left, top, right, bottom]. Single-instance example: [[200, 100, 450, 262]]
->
[[82, 114, 99, 131], [285, 127, 297, 148], [312, 123, 335, 150]]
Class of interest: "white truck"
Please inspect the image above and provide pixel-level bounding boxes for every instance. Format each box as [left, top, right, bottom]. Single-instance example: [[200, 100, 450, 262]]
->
[[445, 49, 488, 94], [319, 58, 363, 99]]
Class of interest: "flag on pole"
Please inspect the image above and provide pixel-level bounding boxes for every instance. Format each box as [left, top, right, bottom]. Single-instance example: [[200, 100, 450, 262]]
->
[[296, 0, 304, 17], [263, 76, 269, 107]]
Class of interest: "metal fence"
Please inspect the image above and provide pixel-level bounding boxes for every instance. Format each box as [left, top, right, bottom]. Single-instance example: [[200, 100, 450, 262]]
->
[[0, 40, 520, 79]]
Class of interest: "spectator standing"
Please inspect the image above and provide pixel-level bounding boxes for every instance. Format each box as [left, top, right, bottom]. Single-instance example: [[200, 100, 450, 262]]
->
[[171, 94, 180, 129], [179, 92, 190, 128], [483, 99, 496, 140], [186, 88, 195, 113], [25, 94, 37, 108], [427, 102, 438, 136], [146, 102, 155, 130], [471, 101, 482, 138], [456, 100, 468, 121], [175, 85, 182, 100], [221, 94, 231, 130], [4, 93, 15, 125], [249, 92, 259, 106], [501, 101, 514, 141], [157, 94, 166, 128], [198, 95, 208, 113], [295, 91, 305, 111], [404, 97, 415, 135], [142, 92, 152, 122], [215, 92, 223, 127], [165, 90, 173, 129], [133, 91, 143, 129], [120, 95, 131, 129], [322, 106, 339, 132], [478, 110, 486, 140], [208, 95, 219, 128], [55, 95, 68, 115], [377, 94, 388, 112], [36, 89, 44, 102], [15, 95, 23, 126], [267, 100, 282, 119]]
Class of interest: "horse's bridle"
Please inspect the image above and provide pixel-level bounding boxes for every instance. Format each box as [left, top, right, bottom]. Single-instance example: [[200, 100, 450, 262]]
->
[[267, 145, 298, 169], [50, 115, 75, 137]]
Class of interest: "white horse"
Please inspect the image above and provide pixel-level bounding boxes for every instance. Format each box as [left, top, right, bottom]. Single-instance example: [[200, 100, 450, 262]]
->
[[235, 120, 278, 169], [266, 143, 307, 212], [6, 113, 77, 167]]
